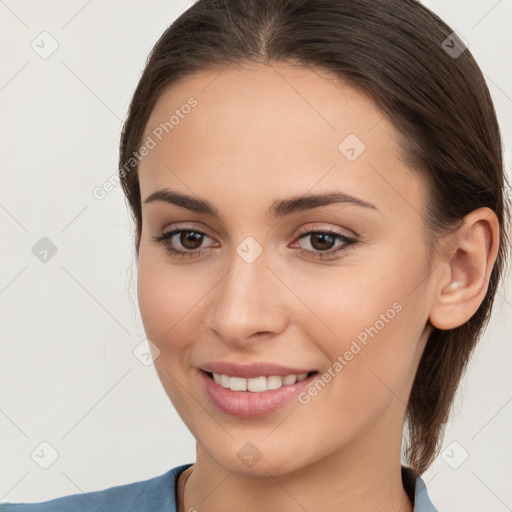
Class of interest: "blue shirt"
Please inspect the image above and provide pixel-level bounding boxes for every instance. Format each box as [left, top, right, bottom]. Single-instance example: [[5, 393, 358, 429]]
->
[[0, 464, 439, 511]]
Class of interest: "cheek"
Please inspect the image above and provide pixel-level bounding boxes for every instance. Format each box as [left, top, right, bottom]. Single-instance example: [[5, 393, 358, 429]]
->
[[136, 253, 202, 410], [301, 247, 430, 390], [136, 252, 201, 351]]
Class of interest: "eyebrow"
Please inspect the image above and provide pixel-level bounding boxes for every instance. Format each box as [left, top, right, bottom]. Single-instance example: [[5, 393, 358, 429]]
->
[[143, 188, 378, 218]]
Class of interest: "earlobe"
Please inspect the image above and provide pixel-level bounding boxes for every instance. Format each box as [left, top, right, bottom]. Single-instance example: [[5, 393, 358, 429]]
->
[[429, 207, 500, 331]]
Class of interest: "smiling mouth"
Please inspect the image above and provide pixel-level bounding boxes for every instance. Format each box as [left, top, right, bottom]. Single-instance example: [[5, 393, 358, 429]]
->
[[201, 369, 319, 393]]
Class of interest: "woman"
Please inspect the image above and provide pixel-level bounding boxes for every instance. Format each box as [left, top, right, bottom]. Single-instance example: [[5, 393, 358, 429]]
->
[[2, 0, 509, 511]]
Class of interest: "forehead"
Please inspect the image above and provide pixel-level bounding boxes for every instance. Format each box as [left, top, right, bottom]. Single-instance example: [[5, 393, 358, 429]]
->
[[138, 63, 426, 219]]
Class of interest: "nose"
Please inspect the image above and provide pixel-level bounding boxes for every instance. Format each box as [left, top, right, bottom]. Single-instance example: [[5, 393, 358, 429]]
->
[[205, 244, 288, 347]]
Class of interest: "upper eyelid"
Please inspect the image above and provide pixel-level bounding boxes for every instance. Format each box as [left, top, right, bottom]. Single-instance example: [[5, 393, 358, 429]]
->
[[159, 225, 356, 249], [159, 222, 214, 237], [160, 221, 356, 238]]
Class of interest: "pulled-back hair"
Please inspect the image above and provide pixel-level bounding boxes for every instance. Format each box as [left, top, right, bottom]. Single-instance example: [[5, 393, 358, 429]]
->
[[118, 0, 510, 475]]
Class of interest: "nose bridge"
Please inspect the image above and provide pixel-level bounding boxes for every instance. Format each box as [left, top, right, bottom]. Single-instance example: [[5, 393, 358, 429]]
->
[[206, 239, 285, 343]]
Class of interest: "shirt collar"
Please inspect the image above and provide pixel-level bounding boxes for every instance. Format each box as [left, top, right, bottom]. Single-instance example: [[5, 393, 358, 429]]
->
[[402, 465, 439, 511]]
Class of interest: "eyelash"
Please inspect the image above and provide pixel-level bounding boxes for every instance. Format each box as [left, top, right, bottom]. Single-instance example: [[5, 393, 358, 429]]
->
[[152, 226, 357, 261]]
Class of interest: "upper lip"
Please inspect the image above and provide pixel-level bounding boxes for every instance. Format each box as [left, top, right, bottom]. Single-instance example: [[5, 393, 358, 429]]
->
[[199, 361, 316, 379]]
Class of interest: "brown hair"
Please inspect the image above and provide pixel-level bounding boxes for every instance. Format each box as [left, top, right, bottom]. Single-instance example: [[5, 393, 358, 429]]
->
[[118, 0, 510, 475]]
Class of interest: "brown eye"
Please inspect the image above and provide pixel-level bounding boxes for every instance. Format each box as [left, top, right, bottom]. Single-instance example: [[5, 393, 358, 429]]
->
[[179, 231, 205, 250], [308, 232, 337, 251], [293, 229, 358, 261], [152, 229, 216, 258]]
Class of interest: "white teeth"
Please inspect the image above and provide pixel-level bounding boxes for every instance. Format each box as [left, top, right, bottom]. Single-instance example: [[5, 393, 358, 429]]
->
[[229, 376, 247, 391], [283, 374, 297, 385], [211, 372, 309, 392], [266, 375, 283, 390], [247, 376, 266, 392]]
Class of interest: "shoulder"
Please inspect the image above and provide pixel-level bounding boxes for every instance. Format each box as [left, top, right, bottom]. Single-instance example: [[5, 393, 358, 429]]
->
[[0, 463, 192, 512]]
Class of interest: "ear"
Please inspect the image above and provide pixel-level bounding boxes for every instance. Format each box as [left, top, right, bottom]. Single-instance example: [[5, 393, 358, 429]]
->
[[429, 207, 500, 330]]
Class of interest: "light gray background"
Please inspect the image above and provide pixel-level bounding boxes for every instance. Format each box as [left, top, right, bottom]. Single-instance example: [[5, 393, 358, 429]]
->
[[0, 1, 511, 510]]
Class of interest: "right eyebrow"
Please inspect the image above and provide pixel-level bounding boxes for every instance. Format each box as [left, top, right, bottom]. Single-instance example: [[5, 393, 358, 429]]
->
[[144, 189, 219, 216]]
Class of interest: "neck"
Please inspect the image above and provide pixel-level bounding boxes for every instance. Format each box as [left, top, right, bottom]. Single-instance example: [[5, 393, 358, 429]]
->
[[181, 418, 413, 512]]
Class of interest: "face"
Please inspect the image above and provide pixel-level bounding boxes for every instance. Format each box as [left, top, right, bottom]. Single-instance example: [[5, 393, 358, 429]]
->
[[136, 62, 436, 476]]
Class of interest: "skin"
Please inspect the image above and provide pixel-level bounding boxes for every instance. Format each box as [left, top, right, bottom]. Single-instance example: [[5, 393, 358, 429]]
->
[[135, 62, 499, 512]]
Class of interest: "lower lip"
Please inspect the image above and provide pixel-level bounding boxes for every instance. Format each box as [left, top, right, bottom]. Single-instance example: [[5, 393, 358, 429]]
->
[[198, 370, 318, 418]]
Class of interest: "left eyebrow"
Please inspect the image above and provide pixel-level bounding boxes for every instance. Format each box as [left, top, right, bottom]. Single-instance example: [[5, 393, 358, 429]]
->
[[143, 189, 378, 219], [268, 191, 378, 216]]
